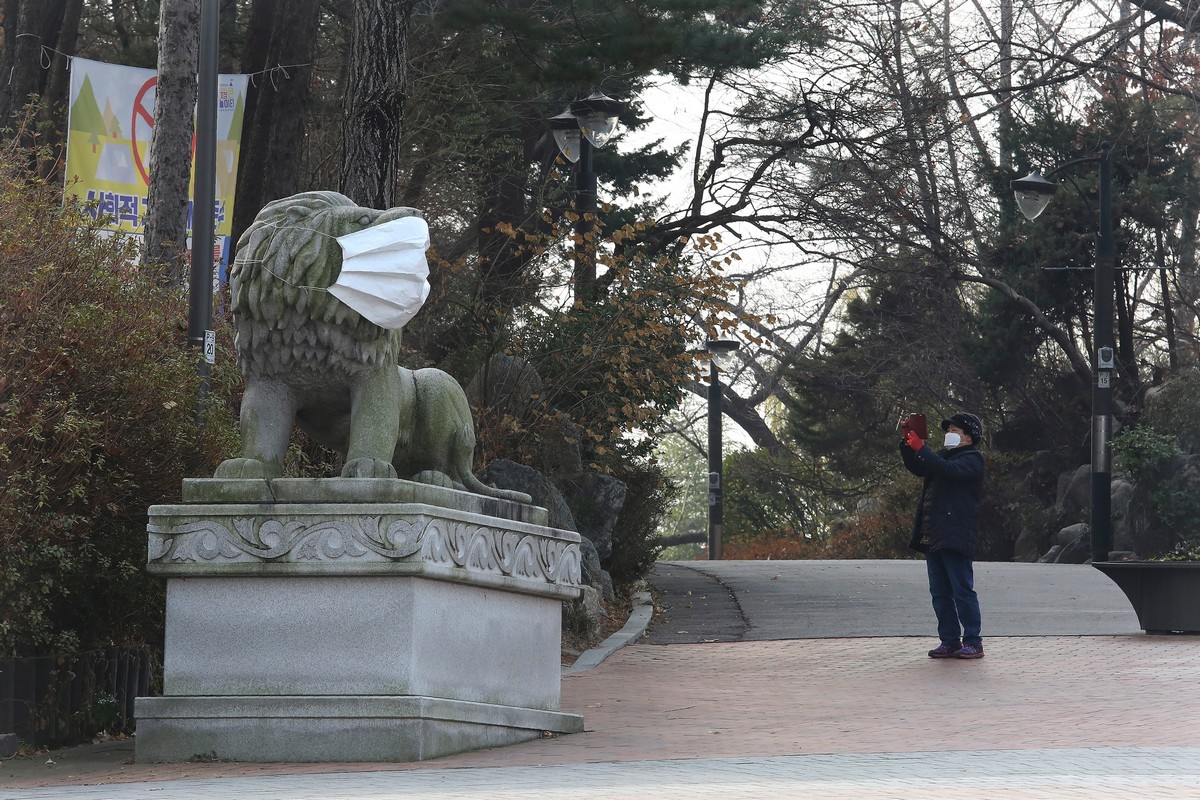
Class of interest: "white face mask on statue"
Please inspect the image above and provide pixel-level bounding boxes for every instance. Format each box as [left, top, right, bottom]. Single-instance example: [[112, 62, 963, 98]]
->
[[943, 432, 962, 449]]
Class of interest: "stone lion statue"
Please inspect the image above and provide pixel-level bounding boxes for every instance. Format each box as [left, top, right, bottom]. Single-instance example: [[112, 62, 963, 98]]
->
[[214, 191, 529, 503]]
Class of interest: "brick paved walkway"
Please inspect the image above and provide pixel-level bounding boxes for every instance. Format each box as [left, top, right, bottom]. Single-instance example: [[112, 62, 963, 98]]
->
[[4, 635, 1198, 798]]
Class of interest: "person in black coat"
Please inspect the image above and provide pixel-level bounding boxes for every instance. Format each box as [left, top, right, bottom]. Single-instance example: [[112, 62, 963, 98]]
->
[[900, 412, 987, 659]]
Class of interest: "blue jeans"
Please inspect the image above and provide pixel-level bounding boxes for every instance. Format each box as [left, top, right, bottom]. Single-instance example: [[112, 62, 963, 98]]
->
[[926, 549, 982, 647]]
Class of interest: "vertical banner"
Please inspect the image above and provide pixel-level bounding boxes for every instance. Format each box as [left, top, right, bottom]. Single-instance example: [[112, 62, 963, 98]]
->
[[63, 57, 248, 279]]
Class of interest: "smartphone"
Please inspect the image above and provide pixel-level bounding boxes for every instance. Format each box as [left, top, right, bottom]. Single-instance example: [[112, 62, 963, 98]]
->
[[900, 413, 927, 439]]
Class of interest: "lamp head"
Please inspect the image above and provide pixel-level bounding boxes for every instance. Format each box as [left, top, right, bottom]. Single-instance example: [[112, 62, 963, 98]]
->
[[706, 338, 740, 369], [569, 91, 622, 149], [549, 110, 582, 163], [1010, 172, 1058, 220]]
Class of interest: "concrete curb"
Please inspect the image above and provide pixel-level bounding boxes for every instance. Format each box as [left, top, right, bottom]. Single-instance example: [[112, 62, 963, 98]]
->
[[562, 589, 653, 675]]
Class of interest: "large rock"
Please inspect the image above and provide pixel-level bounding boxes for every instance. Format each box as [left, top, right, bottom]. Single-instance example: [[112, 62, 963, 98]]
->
[[479, 459, 613, 596], [1026, 450, 1073, 505], [1055, 522, 1090, 547], [1013, 526, 1049, 562], [468, 356, 584, 477], [577, 536, 614, 601], [479, 459, 576, 531], [1056, 464, 1091, 519], [552, 472, 627, 560], [467, 354, 544, 421], [1055, 536, 1092, 563], [1037, 545, 1063, 563]]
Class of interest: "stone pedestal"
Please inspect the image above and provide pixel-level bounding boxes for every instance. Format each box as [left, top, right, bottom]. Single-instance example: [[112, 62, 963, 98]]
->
[[135, 478, 584, 763]]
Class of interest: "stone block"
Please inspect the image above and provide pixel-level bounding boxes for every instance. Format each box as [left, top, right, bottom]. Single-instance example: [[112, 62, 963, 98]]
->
[[162, 576, 563, 709], [136, 479, 583, 763], [135, 696, 581, 763]]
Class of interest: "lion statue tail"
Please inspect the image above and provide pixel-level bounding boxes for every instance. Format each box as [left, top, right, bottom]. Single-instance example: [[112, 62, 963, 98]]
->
[[453, 425, 532, 504]]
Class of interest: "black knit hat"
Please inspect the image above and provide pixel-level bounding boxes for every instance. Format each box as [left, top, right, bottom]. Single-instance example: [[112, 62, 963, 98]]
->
[[941, 412, 983, 441]]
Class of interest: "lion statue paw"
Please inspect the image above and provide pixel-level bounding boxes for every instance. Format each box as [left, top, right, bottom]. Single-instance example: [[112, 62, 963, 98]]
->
[[214, 457, 282, 479], [342, 458, 399, 479]]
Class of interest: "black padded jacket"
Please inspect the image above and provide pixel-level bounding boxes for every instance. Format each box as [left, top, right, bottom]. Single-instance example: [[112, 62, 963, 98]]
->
[[900, 441, 986, 558]]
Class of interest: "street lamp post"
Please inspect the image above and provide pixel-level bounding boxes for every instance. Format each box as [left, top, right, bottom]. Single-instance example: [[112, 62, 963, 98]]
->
[[189, 0, 219, 419], [706, 339, 740, 561], [549, 92, 622, 304], [1011, 143, 1115, 563]]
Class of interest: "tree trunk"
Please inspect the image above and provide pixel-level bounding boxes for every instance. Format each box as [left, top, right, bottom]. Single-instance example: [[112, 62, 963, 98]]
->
[[340, 0, 410, 209], [39, 0, 83, 156], [0, 0, 65, 130], [230, 0, 322, 247], [143, 0, 200, 280], [218, 0, 239, 71]]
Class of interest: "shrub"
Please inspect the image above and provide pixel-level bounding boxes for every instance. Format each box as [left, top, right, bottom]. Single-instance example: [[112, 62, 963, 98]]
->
[[1143, 368, 1200, 453], [0, 139, 239, 657], [1113, 427, 1179, 483], [602, 458, 674, 593]]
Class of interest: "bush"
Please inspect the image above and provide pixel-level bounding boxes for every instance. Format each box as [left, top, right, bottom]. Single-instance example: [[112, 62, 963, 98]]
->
[[0, 140, 239, 657], [601, 458, 674, 593], [1144, 368, 1200, 453], [1113, 427, 1179, 482]]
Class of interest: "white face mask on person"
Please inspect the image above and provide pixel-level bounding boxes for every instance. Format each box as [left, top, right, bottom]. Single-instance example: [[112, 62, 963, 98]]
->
[[943, 432, 962, 448]]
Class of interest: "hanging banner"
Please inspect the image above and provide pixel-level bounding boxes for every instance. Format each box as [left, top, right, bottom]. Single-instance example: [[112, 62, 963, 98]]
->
[[63, 57, 249, 278]]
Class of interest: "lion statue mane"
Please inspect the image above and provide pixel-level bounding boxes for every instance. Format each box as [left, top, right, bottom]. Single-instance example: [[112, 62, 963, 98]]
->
[[214, 191, 530, 503]]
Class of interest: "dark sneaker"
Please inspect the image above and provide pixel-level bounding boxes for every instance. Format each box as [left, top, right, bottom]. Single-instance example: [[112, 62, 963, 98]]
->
[[928, 643, 961, 658], [955, 644, 984, 659]]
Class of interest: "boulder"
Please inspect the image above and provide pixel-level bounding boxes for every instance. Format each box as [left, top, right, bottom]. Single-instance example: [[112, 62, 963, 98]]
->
[[467, 354, 544, 420], [552, 472, 628, 560], [578, 537, 614, 601], [1056, 464, 1091, 519], [1025, 450, 1073, 505], [1038, 545, 1063, 563], [1055, 522, 1090, 547], [1054, 534, 1092, 564], [478, 459, 576, 531], [478, 458, 613, 598], [1013, 526, 1048, 562], [467, 355, 584, 477]]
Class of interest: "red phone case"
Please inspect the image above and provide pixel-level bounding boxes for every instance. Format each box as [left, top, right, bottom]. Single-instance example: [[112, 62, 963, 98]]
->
[[902, 413, 927, 439]]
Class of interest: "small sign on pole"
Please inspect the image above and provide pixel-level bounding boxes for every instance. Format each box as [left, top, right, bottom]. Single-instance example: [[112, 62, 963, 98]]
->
[[204, 329, 216, 364]]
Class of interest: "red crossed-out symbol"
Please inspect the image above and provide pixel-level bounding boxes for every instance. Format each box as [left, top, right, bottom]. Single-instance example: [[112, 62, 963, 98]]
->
[[131, 76, 197, 186]]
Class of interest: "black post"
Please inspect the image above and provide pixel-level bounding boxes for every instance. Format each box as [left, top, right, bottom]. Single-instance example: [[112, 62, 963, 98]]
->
[[1091, 144, 1115, 562], [573, 135, 597, 303], [188, 0, 219, 417], [707, 358, 723, 561]]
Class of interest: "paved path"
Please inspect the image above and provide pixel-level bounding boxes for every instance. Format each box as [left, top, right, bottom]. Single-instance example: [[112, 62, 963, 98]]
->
[[647, 560, 1143, 643], [2, 560, 1196, 799], [6, 749, 1200, 799]]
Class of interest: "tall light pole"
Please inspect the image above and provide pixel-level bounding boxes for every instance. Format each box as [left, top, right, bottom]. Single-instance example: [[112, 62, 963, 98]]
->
[[549, 91, 622, 305], [706, 339, 740, 560], [1011, 142, 1115, 563], [189, 0, 219, 416]]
